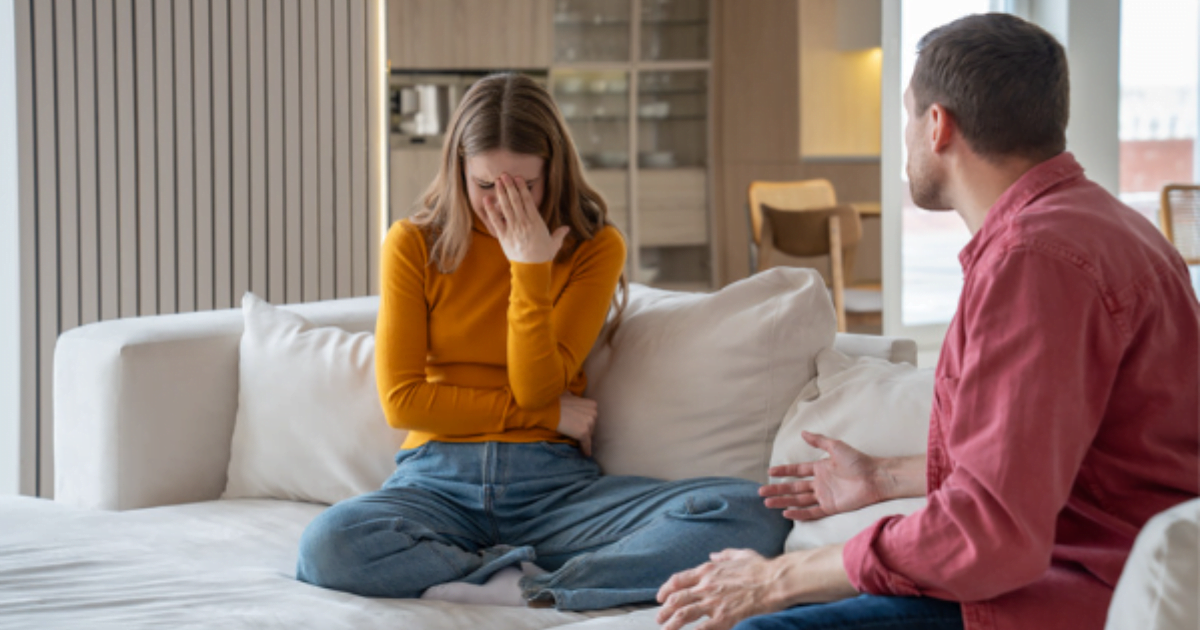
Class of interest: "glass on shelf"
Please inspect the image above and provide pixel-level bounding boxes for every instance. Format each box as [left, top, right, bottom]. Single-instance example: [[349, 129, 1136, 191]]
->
[[554, 0, 632, 62], [640, 0, 709, 61], [552, 70, 631, 172], [636, 70, 707, 169]]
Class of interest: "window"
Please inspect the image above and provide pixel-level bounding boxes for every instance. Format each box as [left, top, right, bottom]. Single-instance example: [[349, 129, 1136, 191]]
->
[[897, 0, 993, 328], [1119, 0, 1199, 291]]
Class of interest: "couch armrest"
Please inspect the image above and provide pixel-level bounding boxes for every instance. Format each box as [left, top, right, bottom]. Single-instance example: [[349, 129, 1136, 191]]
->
[[54, 296, 380, 511], [834, 333, 919, 365]]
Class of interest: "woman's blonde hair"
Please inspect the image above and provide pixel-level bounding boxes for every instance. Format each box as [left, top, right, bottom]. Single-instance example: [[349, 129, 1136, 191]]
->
[[410, 73, 628, 340]]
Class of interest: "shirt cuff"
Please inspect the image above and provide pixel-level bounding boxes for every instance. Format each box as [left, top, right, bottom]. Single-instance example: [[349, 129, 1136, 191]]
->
[[510, 261, 553, 307], [843, 515, 922, 597]]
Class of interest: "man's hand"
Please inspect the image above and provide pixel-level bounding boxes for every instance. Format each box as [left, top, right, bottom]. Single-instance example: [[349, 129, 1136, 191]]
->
[[760, 431, 923, 521], [655, 549, 786, 630], [556, 392, 597, 456], [655, 545, 858, 630]]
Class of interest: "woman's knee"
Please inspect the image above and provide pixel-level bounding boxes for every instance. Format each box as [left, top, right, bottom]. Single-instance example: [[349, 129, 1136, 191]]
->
[[683, 481, 791, 554], [295, 502, 371, 589]]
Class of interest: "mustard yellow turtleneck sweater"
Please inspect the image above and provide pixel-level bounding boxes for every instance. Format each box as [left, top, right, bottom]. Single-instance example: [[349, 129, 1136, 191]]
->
[[375, 217, 626, 450]]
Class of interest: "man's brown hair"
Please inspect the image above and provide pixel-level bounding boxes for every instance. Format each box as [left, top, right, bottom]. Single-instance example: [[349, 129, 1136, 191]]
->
[[911, 13, 1069, 163]]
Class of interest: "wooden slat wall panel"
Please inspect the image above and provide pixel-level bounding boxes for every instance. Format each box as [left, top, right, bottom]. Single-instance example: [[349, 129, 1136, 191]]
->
[[283, 0, 302, 304], [350, 0, 368, 298], [247, 0, 267, 299], [15, 0, 39, 497], [13, 0, 386, 497], [212, 0, 232, 309], [317, 0, 334, 300], [76, 0, 100, 327], [194, 0, 214, 312], [135, 0, 157, 316], [174, 0, 195, 314], [333, 0, 351, 299], [301, 0, 320, 302], [95, 0, 119, 323], [55, 0, 80, 334], [230, 0, 249, 304], [266, 0, 285, 304], [32, 0, 59, 498], [114, 0, 137, 318], [154, 0, 176, 315]]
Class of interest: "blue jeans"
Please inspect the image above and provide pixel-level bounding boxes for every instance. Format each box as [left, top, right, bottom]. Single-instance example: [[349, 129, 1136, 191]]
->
[[733, 594, 963, 630], [296, 441, 790, 611]]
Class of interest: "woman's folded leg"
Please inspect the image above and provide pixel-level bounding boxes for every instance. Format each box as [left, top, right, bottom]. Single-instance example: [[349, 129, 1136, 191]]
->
[[295, 485, 519, 598], [510, 471, 791, 611]]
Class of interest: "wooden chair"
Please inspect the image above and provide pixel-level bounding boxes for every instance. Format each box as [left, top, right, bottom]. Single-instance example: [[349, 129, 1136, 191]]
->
[[748, 179, 883, 333], [1160, 184, 1200, 265]]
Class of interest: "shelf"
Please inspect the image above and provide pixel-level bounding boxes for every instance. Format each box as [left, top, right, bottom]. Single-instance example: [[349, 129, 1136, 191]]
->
[[637, 114, 706, 121], [564, 116, 630, 122], [636, 88, 707, 96], [640, 19, 709, 27], [553, 19, 631, 27]]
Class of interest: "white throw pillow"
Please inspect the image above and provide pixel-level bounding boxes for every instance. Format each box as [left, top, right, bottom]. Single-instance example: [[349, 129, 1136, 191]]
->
[[584, 267, 837, 484], [770, 348, 933, 551], [223, 293, 407, 505], [1106, 498, 1199, 630]]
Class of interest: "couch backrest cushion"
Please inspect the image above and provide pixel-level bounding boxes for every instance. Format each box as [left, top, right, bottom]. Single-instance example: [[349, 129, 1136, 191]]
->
[[584, 268, 837, 484]]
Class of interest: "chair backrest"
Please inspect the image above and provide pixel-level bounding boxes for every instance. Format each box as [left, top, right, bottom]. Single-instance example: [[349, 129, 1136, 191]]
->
[[1161, 184, 1200, 265], [761, 203, 863, 257], [747, 179, 837, 247]]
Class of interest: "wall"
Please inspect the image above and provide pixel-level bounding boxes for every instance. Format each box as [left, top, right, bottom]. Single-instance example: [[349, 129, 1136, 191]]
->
[[0, 0, 27, 496], [8, 0, 387, 497], [800, 0, 881, 158], [1031, 0, 1120, 193], [713, 0, 881, 286]]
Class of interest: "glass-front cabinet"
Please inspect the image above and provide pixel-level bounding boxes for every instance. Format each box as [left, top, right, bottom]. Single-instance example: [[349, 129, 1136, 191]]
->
[[552, 0, 713, 291]]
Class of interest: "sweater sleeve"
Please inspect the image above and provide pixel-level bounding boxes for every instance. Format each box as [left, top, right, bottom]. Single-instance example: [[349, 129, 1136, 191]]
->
[[506, 226, 626, 409], [375, 221, 557, 436], [843, 248, 1124, 602]]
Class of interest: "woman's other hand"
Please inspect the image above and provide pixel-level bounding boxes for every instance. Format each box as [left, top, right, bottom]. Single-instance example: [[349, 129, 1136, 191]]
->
[[557, 392, 598, 456], [759, 431, 896, 521], [480, 174, 570, 264]]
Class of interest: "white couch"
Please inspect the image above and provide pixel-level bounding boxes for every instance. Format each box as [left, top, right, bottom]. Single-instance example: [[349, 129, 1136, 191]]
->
[[1, 290, 1192, 630], [0, 292, 910, 629]]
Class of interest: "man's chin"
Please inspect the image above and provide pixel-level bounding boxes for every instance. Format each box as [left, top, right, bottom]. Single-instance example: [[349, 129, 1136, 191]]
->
[[908, 184, 953, 211]]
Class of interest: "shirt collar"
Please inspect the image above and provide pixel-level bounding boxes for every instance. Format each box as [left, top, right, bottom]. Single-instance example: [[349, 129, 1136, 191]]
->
[[957, 151, 1084, 272]]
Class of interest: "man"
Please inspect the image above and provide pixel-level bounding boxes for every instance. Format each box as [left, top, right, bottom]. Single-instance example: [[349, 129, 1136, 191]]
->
[[656, 12, 1200, 630]]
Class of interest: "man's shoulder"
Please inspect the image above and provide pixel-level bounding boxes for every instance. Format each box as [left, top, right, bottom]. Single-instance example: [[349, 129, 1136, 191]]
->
[[1004, 179, 1176, 276]]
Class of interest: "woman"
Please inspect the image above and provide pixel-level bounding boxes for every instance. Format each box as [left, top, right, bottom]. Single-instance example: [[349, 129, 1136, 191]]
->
[[296, 73, 789, 611]]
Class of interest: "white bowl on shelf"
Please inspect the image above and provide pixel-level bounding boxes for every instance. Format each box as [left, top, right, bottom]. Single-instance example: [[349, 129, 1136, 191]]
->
[[558, 77, 585, 94], [637, 102, 671, 118], [638, 151, 676, 168]]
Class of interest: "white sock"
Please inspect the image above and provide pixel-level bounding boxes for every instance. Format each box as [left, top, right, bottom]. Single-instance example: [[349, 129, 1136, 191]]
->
[[420, 567, 525, 607]]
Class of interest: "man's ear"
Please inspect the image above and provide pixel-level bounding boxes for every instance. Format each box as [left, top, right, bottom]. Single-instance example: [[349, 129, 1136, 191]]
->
[[928, 103, 956, 153]]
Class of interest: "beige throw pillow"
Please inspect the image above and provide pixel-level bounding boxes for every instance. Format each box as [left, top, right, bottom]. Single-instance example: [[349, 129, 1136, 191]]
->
[[224, 293, 407, 505], [584, 268, 837, 484], [770, 348, 933, 551]]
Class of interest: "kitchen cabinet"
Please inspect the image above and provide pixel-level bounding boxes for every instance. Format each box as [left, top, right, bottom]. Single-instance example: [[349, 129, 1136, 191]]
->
[[389, 148, 442, 221], [388, 0, 553, 69]]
